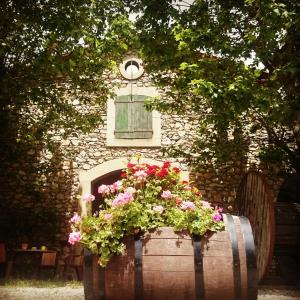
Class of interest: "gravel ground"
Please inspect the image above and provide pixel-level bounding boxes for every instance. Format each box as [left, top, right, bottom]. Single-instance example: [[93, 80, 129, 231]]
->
[[0, 287, 300, 300], [258, 288, 300, 300], [0, 287, 84, 300]]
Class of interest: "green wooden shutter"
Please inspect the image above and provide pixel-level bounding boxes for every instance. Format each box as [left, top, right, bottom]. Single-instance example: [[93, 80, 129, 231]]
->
[[114, 95, 153, 139], [115, 95, 130, 138], [131, 95, 152, 138]]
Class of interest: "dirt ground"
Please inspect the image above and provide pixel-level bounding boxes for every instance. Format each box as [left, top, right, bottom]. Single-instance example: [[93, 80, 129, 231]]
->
[[0, 286, 300, 300]]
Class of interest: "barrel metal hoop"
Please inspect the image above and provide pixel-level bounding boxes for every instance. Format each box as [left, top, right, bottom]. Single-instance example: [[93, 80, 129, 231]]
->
[[224, 214, 242, 300], [239, 216, 258, 300], [193, 235, 205, 300], [83, 248, 95, 300], [134, 235, 144, 300]]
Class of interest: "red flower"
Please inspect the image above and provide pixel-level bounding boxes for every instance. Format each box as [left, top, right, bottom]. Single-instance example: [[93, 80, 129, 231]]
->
[[132, 166, 144, 174], [146, 164, 159, 176], [148, 164, 159, 170], [127, 163, 136, 169], [163, 161, 171, 168], [146, 168, 156, 176], [121, 172, 127, 178], [157, 168, 169, 177], [173, 167, 180, 173]]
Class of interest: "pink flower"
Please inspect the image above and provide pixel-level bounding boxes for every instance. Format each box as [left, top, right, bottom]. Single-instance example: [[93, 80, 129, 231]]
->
[[110, 181, 122, 193], [104, 213, 113, 220], [153, 205, 164, 214], [98, 184, 110, 194], [180, 201, 196, 211], [68, 231, 81, 245], [161, 190, 172, 199], [82, 193, 95, 202], [69, 212, 81, 224], [133, 170, 148, 181], [125, 187, 136, 194], [213, 213, 222, 222], [201, 200, 211, 208], [112, 192, 134, 208], [215, 206, 224, 213]]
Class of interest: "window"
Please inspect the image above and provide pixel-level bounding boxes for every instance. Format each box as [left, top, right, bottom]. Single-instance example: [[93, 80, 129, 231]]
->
[[106, 87, 161, 147], [119, 58, 144, 80], [114, 95, 152, 139]]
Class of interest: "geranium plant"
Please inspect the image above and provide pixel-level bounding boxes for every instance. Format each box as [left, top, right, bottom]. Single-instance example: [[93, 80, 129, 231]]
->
[[69, 161, 224, 266]]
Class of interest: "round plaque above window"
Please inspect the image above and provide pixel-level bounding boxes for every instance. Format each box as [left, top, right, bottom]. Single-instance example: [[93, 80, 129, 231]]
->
[[119, 58, 144, 80]]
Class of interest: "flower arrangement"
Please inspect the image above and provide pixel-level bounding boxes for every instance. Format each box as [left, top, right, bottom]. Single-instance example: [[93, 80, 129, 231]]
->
[[69, 161, 224, 266]]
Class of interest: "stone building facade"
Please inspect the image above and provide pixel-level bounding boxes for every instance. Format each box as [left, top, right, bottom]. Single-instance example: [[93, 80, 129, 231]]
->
[[0, 54, 285, 246]]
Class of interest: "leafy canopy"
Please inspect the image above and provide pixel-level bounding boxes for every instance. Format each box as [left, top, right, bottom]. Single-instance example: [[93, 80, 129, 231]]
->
[[0, 0, 135, 154], [129, 0, 300, 172], [1, 0, 299, 173]]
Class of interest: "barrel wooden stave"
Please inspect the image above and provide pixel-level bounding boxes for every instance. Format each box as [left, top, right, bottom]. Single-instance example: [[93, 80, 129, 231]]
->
[[274, 202, 300, 257], [235, 171, 275, 282], [85, 215, 257, 300], [103, 237, 135, 299]]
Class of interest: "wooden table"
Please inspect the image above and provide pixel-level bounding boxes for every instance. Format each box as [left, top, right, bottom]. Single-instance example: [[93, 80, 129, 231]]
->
[[7, 249, 56, 278]]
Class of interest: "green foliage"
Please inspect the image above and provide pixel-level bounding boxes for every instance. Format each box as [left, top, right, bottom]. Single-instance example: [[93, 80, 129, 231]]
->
[[258, 146, 289, 165], [0, 0, 135, 157], [129, 0, 300, 172], [69, 161, 224, 266]]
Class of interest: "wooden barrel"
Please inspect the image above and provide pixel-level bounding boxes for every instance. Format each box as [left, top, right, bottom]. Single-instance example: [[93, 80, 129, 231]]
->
[[235, 171, 275, 282], [83, 215, 257, 300], [274, 202, 300, 256]]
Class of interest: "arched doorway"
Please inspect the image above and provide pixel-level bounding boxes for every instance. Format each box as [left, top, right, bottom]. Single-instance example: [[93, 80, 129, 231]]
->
[[91, 169, 122, 214], [78, 157, 189, 216]]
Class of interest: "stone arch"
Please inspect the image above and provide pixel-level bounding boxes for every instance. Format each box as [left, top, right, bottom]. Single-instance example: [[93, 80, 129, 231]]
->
[[78, 157, 189, 216]]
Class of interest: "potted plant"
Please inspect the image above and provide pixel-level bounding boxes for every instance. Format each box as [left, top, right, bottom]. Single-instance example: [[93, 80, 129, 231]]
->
[[69, 160, 224, 266]]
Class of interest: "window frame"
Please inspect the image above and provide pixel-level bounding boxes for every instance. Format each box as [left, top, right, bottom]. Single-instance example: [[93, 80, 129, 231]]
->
[[106, 86, 161, 147], [114, 94, 153, 139]]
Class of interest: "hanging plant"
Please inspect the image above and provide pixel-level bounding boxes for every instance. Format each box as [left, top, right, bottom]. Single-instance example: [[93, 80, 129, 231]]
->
[[69, 161, 224, 266]]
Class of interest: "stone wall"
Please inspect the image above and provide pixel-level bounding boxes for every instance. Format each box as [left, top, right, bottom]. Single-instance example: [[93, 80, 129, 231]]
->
[[0, 55, 286, 247]]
